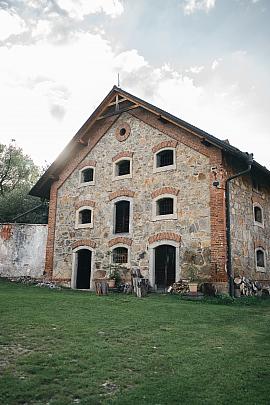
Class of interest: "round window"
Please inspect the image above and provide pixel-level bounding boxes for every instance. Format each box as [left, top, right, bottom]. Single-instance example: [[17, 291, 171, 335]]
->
[[115, 123, 130, 142]]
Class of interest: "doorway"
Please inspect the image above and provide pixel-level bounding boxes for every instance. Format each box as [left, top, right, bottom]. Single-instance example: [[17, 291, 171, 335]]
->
[[76, 249, 92, 289], [154, 244, 176, 290]]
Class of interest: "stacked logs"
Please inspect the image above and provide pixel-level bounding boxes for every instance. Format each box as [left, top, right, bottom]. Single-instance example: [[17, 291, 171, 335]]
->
[[168, 280, 190, 294], [234, 276, 269, 296]]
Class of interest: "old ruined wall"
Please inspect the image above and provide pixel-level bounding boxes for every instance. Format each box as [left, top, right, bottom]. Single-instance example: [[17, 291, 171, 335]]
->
[[52, 111, 212, 285], [0, 224, 47, 278], [230, 176, 270, 282]]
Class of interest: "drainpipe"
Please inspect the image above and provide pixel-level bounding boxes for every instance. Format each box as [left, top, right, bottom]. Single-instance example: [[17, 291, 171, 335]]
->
[[226, 153, 253, 297]]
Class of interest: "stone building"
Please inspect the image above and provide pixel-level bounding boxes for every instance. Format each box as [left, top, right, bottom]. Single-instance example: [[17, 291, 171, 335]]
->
[[30, 86, 270, 293]]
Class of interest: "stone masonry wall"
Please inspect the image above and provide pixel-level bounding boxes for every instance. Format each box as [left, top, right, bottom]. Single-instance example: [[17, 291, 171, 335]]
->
[[0, 223, 47, 278], [230, 176, 270, 283], [52, 112, 212, 286]]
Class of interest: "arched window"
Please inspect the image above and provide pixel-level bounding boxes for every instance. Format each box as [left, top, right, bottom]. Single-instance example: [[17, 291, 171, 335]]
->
[[79, 166, 95, 186], [114, 200, 130, 233], [152, 194, 177, 221], [256, 248, 265, 270], [76, 207, 93, 229], [254, 205, 263, 225], [112, 247, 128, 264], [157, 149, 174, 167]]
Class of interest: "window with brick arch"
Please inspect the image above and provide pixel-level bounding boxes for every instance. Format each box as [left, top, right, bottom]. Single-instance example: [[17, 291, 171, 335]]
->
[[79, 209, 92, 224], [112, 247, 128, 264], [116, 160, 130, 176], [157, 198, 174, 216], [256, 249, 265, 268], [254, 205, 263, 224], [156, 149, 174, 167], [114, 200, 130, 233], [81, 168, 94, 183]]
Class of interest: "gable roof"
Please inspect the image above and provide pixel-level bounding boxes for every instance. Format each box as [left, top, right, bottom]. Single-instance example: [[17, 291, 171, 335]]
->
[[30, 86, 270, 198]]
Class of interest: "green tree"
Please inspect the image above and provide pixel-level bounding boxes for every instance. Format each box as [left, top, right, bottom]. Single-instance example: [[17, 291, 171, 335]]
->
[[0, 141, 48, 223]]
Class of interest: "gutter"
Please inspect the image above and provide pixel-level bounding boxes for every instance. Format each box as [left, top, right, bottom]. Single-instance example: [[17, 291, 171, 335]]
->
[[225, 153, 254, 297]]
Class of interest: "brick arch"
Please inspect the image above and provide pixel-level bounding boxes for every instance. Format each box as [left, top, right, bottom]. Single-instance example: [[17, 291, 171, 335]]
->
[[109, 189, 135, 201], [148, 232, 181, 244], [152, 140, 178, 154], [77, 160, 97, 170], [71, 240, 96, 249], [75, 200, 96, 209], [112, 151, 133, 162], [108, 237, 132, 247], [254, 240, 266, 249], [151, 187, 179, 199]]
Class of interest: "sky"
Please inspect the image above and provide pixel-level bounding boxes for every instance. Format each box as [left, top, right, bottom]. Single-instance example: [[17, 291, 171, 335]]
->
[[0, 0, 269, 169]]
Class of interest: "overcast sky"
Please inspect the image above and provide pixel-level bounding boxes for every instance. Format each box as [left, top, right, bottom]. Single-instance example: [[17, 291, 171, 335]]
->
[[0, 0, 269, 169]]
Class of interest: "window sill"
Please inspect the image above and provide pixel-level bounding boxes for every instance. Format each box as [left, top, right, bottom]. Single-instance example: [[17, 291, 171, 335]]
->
[[112, 174, 132, 181], [75, 223, 93, 229], [254, 221, 264, 228], [256, 267, 266, 273], [78, 181, 95, 187], [153, 164, 176, 174], [152, 214, 177, 221]]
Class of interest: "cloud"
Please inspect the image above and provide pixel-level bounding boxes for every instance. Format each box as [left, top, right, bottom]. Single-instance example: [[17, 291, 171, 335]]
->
[[211, 59, 221, 70], [187, 65, 205, 74], [55, 0, 124, 20], [0, 8, 26, 40], [183, 0, 216, 15]]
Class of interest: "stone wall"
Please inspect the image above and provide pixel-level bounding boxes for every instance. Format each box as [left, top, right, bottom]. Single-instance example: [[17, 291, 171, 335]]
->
[[230, 176, 270, 283], [52, 111, 213, 286], [0, 223, 47, 278]]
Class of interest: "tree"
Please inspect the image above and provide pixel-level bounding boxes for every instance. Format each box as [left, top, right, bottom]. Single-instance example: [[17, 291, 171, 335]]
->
[[0, 141, 48, 224]]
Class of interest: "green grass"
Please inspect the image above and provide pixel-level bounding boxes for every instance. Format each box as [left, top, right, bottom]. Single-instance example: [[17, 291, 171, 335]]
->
[[0, 279, 269, 405]]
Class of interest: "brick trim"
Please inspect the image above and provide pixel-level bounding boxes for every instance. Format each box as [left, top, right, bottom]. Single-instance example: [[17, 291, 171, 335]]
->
[[75, 200, 96, 209], [152, 140, 178, 154], [112, 151, 133, 162], [115, 122, 131, 142], [44, 115, 120, 277], [109, 189, 135, 201], [78, 160, 97, 170], [71, 240, 97, 249], [108, 237, 132, 247], [148, 232, 181, 244], [254, 240, 266, 249], [252, 194, 265, 206], [151, 187, 179, 199]]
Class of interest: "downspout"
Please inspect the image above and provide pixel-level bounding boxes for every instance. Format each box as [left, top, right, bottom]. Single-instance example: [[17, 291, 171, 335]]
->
[[225, 153, 253, 297]]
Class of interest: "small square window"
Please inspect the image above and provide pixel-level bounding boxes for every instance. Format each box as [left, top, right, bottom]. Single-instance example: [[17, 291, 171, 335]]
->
[[157, 198, 174, 215], [82, 168, 93, 183], [112, 247, 128, 264], [117, 160, 130, 176], [79, 209, 92, 224]]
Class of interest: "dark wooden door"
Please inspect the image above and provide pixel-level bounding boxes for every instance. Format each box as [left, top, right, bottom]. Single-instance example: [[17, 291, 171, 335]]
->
[[155, 245, 176, 290], [76, 249, 92, 289]]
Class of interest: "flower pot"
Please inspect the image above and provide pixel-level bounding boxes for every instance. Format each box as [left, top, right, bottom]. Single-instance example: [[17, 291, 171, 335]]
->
[[189, 282, 198, 293], [108, 279, 115, 288]]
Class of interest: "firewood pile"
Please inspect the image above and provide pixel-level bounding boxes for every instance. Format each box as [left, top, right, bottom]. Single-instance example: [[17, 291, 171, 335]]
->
[[234, 276, 269, 296], [168, 279, 190, 294]]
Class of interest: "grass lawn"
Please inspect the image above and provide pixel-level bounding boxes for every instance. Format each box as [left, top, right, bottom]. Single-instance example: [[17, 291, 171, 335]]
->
[[0, 279, 269, 405]]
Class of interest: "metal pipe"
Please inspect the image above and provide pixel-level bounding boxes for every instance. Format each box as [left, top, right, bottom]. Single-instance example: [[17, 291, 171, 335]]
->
[[12, 202, 45, 222], [225, 153, 253, 297]]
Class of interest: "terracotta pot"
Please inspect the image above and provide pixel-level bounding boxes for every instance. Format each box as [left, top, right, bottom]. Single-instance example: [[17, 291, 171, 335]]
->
[[108, 279, 115, 288], [189, 282, 198, 293]]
